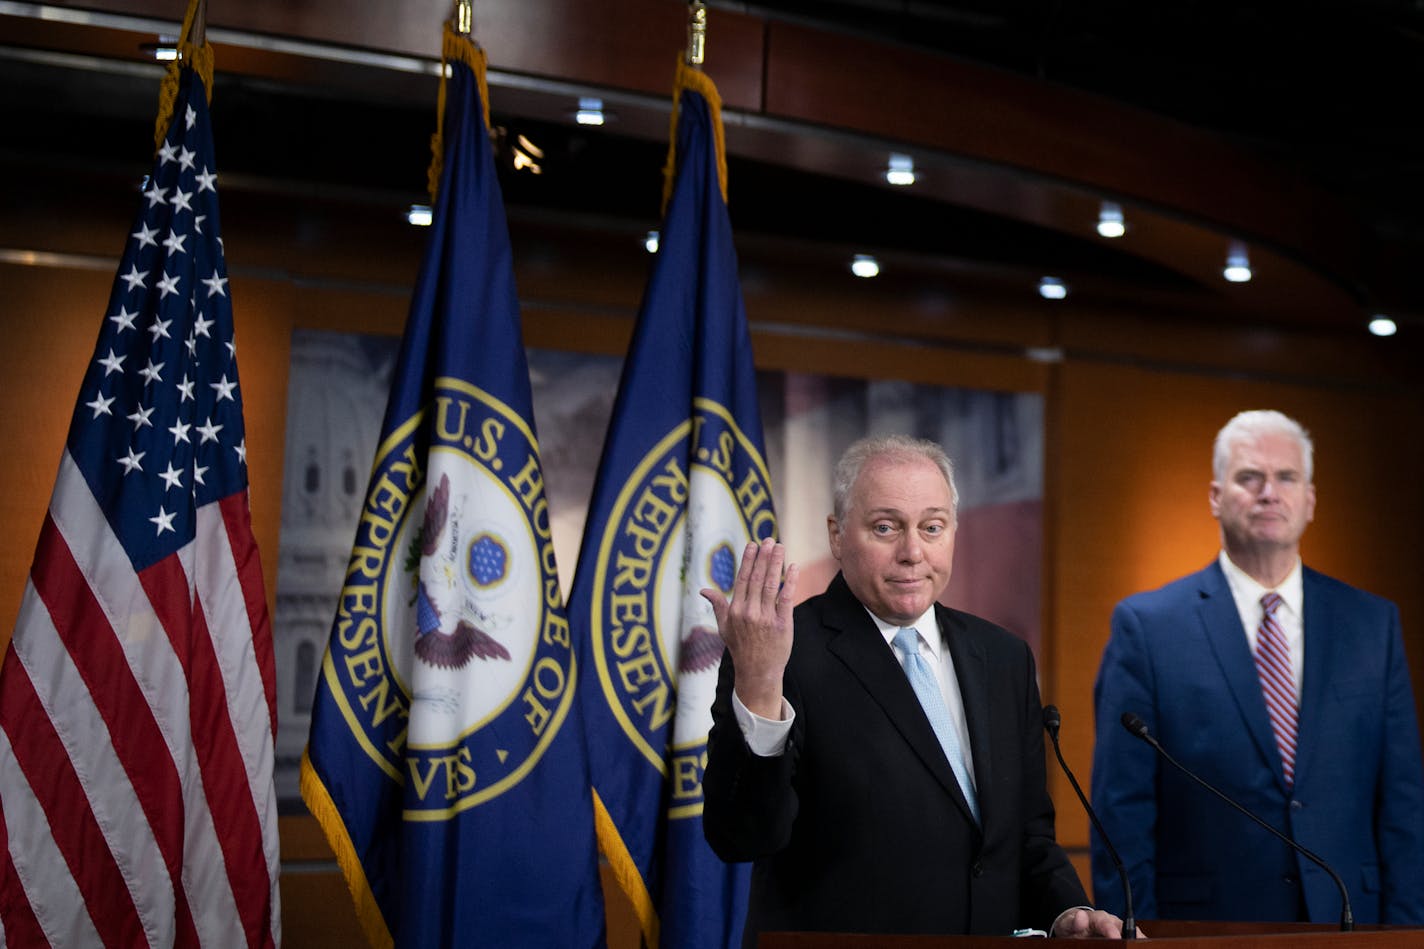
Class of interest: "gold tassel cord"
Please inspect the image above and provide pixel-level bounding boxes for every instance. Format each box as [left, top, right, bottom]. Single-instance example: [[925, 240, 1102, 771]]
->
[[593, 790, 660, 947], [427, 24, 491, 206], [300, 753, 396, 949], [153, 0, 214, 152], [661, 58, 728, 215]]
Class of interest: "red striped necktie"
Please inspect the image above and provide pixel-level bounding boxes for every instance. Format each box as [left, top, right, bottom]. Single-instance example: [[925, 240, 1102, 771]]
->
[[1255, 591, 1299, 787]]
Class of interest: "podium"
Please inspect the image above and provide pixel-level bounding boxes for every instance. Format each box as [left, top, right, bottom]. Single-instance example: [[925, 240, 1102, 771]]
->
[[760, 920, 1424, 948]]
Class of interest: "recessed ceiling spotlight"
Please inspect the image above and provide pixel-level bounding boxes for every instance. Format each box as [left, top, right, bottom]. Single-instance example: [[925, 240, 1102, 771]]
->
[[850, 254, 880, 278], [1038, 276, 1067, 300], [644, 230, 660, 254], [406, 204, 433, 227], [1368, 314, 1398, 337], [575, 97, 606, 126], [1223, 242, 1252, 283], [885, 154, 916, 186], [1097, 202, 1125, 239]]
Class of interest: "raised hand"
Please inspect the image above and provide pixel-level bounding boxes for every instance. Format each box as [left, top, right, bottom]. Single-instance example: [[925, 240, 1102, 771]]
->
[[701, 538, 799, 719]]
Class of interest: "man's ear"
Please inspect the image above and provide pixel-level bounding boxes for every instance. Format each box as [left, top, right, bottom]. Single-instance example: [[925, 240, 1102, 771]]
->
[[826, 514, 842, 561]]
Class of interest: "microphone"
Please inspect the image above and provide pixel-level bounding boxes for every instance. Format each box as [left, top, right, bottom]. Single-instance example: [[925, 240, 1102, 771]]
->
[[1043, 705, 1136, 939], [1120, 711, 1353, 931]]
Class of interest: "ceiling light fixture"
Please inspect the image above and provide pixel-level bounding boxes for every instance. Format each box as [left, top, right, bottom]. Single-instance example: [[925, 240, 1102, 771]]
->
[[575, 97, 606, 126], [512, 133, 543, 174], [1368, 314, 1398, 337], [885, 154, 916, 186], [644, 230, 660, 254], [1097, 202, 1125, 238], [406, 204, 433, 227], [850, 254, 880, 278], [1038, 276, 1067, 300], [140, 35, 180, 61], [1223, 242, 1252, 283]]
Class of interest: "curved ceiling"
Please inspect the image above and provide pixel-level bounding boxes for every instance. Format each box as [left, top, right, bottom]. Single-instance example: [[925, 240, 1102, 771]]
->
[[2, 0, 1421, 353]]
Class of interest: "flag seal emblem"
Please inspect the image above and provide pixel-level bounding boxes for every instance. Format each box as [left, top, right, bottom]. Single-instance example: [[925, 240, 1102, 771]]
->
[[327, 376, 576, 819], [588, 399, 776, 815]]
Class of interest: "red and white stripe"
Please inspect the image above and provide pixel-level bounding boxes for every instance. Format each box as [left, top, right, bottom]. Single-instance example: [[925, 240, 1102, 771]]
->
[[1254, 591, 1298, 787], [0, 452, 280, 947]]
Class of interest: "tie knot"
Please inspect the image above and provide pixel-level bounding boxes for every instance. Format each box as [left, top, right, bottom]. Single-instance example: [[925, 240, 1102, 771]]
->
[[894, 626, 920, 655], [1261, 591, 1283, 617]]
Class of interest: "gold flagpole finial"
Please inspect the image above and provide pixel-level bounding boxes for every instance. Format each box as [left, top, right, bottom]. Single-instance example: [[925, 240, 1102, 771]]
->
[[455, 0, 473, 36], [686, 1, 706, 66], [191, 0, 207, 46]]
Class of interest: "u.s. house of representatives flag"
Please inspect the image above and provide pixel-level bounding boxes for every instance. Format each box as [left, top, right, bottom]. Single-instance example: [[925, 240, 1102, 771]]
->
[[300, 26, 606, 949], [0, 57, 281, 948], [569, 61, 776, 949]]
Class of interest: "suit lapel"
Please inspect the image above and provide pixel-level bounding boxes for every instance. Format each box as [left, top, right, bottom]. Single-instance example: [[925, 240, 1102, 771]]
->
[[820, 577, 974, 819], [1196, 561, 1288, 789], [942, 604, 992, 828], [1293, 568, 1332, 783]]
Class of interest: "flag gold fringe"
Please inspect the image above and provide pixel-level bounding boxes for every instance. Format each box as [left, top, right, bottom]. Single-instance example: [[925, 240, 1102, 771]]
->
[[662, 59, 727, 215], [594, 788, 660, 947], [428, 24, 492, 205], [300, 750, 395, 949], [153, 0, 214, 152]]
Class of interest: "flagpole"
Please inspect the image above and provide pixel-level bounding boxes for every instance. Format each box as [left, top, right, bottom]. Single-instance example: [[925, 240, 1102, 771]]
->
[[665, 4, 726, 210], [428, 1, 487, 203], [571, 7, 771, 939], [153, 0, 212, 149]]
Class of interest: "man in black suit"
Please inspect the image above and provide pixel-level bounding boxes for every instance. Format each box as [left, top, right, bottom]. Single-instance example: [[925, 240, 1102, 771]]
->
[[702, 434, 1124, 944]]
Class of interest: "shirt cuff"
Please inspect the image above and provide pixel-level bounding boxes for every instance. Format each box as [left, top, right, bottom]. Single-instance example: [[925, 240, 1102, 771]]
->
[[732, 690, 795, 757]]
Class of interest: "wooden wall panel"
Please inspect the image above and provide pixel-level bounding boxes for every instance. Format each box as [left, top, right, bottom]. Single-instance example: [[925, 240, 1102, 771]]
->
[[0, 264, 110, 640]]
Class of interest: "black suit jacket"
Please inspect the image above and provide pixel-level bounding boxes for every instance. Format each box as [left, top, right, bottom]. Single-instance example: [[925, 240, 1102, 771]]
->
[[703, 573, 1086, 945]]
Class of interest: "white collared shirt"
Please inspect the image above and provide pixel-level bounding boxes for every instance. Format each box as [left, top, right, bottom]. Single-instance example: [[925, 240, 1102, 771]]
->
[[1218, 551, 1305, 700]]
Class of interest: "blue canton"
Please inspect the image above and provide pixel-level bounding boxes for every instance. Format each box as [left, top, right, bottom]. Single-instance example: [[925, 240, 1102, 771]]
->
[[66, 70, 248, 572]]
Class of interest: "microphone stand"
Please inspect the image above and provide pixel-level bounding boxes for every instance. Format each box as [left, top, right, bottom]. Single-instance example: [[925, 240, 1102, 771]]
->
[[1121, 712, 1353, 932], [1043, 706, 1136, 939]]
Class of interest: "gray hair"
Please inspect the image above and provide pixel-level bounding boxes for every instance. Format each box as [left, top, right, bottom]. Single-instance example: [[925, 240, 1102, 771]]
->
[[832, 434, 959, 523], [1212, 410, 1314, 482]]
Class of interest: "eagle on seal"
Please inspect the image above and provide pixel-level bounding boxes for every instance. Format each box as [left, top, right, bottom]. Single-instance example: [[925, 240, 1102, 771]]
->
[[412, 472, 510, 669]]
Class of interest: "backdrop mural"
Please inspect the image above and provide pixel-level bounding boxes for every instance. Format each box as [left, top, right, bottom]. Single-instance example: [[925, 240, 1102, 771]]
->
[[272, 329, 1043, 806]]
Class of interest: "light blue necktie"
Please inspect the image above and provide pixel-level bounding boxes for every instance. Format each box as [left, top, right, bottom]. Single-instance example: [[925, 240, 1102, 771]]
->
[[894, 626, 980, 823]]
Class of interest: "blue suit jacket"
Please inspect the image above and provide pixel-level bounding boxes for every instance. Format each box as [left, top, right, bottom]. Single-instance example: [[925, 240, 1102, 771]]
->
[[1090, 561, 1424, 924]]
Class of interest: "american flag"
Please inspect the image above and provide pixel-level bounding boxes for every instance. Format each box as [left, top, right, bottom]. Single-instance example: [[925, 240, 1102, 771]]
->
[[0, 65, 281, 947]]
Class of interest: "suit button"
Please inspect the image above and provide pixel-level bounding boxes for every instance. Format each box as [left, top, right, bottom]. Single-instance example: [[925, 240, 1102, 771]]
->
[[1290, 800, 1303, 810], [1284, 876, 1298, 886], [972, 862, 983, 878]]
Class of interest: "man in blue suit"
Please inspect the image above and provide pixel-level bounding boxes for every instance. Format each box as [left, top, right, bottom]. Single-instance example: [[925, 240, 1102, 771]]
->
[[1091, 409, 1424, 924]]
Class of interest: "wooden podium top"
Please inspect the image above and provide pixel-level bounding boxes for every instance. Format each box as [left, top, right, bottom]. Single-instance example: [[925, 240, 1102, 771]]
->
[[759, 920, 1424, 948]]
